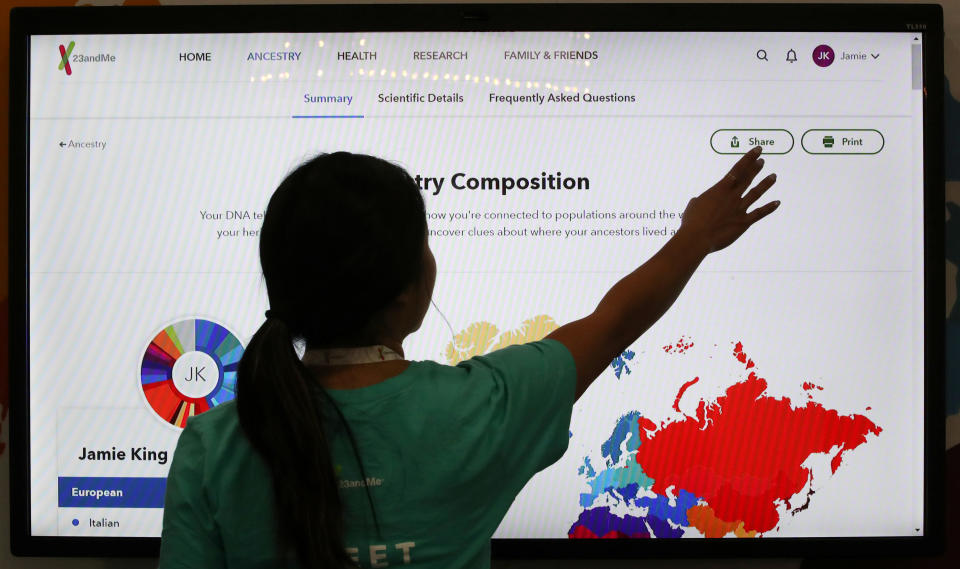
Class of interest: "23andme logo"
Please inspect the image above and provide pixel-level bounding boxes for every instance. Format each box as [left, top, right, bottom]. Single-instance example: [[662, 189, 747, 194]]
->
[[56, 41, 117, 76], [58, 41, 75, 75]]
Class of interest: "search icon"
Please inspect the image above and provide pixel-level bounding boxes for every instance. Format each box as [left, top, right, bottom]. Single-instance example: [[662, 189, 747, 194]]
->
[[756, 49, 768, 61]]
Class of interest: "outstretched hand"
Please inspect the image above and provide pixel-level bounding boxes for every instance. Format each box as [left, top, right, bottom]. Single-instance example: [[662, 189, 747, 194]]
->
[[548, 147, 781, 399], [678, 145, 780, 254]]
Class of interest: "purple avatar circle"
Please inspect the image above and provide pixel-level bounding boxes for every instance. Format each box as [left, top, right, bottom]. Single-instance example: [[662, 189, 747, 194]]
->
[[812, 44, 834, 67]]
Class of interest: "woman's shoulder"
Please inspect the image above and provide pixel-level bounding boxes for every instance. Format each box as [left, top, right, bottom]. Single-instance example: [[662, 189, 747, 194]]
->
[[450, 338, 574, 375], [398, 340, 575, 410], [179, 401, 255, 463], [184, 399, 240, 433], [176, 402, 276, 498]]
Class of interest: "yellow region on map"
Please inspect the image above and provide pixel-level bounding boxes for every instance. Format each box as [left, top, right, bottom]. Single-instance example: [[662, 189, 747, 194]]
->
[[444, 315, 559, 365]]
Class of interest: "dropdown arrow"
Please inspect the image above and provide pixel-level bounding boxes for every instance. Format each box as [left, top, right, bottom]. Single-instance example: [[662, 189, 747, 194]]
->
[[871, 53, 880, 59]]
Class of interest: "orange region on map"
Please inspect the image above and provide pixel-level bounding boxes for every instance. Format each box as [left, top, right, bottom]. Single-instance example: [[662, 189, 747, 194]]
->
[[445, 315, 558, 365], [686, 505, 757, 538]]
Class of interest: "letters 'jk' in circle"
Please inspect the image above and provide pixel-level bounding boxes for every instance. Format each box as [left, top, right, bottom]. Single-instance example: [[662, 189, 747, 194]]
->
[[813, 44, 834, 67], [139, 318, 244, 428]]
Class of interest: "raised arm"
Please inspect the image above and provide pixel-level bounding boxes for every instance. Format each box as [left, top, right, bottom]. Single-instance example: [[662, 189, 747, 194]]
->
[[546, 146, 779, 399]]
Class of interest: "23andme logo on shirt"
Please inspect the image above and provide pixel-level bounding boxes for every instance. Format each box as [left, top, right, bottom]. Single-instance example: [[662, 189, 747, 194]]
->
[[339, 477, 384, 489], [335, 464, 386, 489]]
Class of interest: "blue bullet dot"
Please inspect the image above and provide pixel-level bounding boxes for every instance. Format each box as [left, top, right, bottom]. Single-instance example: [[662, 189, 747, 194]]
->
[[72, 519, 79, 526]]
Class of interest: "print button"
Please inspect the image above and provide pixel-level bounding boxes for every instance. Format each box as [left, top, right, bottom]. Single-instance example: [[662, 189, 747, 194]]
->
[[801, 129, 884, 154]]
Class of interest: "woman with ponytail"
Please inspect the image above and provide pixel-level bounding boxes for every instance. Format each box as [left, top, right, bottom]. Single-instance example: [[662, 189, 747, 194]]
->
[[160, 148, 778, 568]]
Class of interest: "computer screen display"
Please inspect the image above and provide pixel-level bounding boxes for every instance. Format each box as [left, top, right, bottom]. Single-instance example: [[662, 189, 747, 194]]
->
[[9, 3, 943, 558]]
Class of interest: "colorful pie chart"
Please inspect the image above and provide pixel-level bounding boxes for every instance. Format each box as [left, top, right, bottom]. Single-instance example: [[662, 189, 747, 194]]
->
[[140, 319, 243, 428]]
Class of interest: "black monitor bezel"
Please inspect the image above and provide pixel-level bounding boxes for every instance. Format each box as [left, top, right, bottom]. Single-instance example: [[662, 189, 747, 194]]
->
[[9, 2, 945, 559]]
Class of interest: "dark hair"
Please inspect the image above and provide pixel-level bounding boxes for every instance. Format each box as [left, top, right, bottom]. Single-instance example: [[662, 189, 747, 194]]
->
[[236, 152, 427, 567]]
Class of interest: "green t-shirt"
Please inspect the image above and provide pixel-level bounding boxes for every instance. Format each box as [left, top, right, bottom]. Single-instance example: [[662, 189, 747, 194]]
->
[[159, 339, 576, 569]]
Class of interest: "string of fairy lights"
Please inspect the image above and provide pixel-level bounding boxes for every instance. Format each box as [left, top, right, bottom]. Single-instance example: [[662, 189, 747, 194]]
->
[[247, 34, 594, 95]]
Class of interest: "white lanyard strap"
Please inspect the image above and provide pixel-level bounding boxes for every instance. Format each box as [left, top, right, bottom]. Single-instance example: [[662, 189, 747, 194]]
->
[[302, 345, 403, 366]]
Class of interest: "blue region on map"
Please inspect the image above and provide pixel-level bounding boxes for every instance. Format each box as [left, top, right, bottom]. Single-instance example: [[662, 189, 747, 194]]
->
[[635, 489, 700, 527], [618, 482, 640, 501], [579, 456, 656, 508], [580, 411, 657, 508], [646, 515, 683, 538], [600, 411, 642, 465], [573, 410, 704, 538], [569, 504, 692, 538], [577, 456, 596, 478], [569, 507, 652, 538], [610, 349, 635, 379]]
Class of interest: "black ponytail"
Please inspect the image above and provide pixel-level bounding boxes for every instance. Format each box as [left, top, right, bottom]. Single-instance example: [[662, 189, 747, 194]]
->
[[237, 318, 349, 567], [236, 153, 427, 567]]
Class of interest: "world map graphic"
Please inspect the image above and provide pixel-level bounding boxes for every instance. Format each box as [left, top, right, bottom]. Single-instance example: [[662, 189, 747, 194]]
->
[[445, 318, 883, 539]]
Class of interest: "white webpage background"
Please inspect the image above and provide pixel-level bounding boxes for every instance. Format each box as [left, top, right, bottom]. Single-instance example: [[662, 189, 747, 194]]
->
[[28, 32, 923, 537]]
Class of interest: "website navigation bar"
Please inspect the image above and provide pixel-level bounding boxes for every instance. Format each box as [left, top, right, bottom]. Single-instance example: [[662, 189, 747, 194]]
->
[[33, 32, 918, 121], [34, 32, 916, 98]]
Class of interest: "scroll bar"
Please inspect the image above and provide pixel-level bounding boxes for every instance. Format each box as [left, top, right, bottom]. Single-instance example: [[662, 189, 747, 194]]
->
[[912, 43, 922, 90]]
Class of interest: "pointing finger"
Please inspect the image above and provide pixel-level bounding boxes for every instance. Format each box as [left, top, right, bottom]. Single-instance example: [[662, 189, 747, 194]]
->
[[722, 146, 763, 186]]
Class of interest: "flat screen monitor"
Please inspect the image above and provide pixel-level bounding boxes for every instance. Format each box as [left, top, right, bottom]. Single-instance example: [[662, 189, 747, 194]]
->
[[9, 2, 945, 558]]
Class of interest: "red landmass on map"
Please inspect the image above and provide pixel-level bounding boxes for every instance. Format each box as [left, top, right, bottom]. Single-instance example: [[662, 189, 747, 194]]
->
[[672, 376, 700, 412], [634, 341, 882, 534]]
